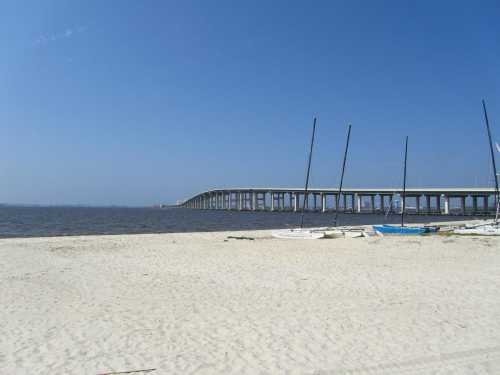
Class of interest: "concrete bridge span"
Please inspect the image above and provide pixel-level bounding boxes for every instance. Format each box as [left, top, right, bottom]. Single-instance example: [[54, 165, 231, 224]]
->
[[180, 187, 498, 216]]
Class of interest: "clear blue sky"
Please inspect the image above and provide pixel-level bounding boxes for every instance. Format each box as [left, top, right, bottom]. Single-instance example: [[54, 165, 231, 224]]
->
[[1, 1, 499, 206]]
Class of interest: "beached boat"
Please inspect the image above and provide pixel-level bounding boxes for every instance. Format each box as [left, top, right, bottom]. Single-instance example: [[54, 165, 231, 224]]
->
[[273, 118, 321, 240], [453, 222, 500, 236], [272, 228, 325, 239], [453, 100, 499, 236], [316, 124, 369, 238], [272, 121, 368, 240], [273, 226, 368, 239], [372, 136, 438, 235], [373, 224, 437, 235], [323, 227, 367, 238]]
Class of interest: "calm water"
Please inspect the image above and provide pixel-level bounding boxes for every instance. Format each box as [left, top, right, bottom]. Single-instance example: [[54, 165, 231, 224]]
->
[[0, 206, 484, 238]]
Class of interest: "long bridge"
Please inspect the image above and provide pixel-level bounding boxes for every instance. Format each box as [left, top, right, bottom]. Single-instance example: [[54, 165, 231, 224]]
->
[[180, 187, 498, 215]]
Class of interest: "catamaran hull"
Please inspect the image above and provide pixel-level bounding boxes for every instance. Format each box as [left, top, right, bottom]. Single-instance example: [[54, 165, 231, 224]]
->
[[454, 224, 500, 236], [272, 229, 325, 240], [272, 227, 367, 239], [372, 225, 437, 235]]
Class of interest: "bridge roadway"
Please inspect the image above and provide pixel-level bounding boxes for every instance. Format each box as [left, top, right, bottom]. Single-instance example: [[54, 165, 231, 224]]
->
[[180, 187, 498, 215]]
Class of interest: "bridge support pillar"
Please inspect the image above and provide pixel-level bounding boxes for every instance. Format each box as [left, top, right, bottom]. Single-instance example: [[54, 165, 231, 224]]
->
[[472, 196, 478, 214], [425, 195, 431, 214], [321, 193, 326, 212], [460, 196, 466, 215], [356, 195, 362, 213], [258, 192, 265, 210], [416, 196, 421, 214], [370, 195, 375, 213], [293, 192, 299, 212], [436, 195, 441, 214], [444, 195, 450, 215]]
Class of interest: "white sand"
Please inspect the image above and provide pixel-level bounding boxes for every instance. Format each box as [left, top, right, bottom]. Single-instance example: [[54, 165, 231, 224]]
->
[[1, 230, 500, 374]]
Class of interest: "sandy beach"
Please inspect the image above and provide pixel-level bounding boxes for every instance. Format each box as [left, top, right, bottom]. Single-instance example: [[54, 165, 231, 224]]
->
[[1, 229, 499, 374]]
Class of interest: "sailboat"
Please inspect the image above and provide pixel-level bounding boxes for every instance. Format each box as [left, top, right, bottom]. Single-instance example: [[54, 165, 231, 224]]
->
[[454, 100, 500, 236], [272, 118, 325, 239], [373, 136, 438, 235], [321, 124, 367, 238]]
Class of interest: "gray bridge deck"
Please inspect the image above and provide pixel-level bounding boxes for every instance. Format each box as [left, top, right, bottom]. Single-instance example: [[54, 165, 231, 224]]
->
[[181, 187, 498, 215]]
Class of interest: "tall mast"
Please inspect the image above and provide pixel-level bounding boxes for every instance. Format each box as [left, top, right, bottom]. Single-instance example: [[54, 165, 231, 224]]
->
[[299, 117, 316, 228], [333, 124, 352, 227], [401, 136, 408, 227], [482, 100, 499, 222]]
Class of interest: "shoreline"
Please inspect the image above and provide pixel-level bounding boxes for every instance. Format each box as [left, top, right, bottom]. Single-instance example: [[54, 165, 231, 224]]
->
[[0, 218, 494, 241]]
